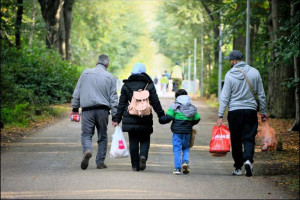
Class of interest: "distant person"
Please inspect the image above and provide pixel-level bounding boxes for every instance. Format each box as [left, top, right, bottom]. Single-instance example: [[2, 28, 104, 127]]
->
[[160, 74, 169, 94], [112, 63, 165, 171], [165, 70, 171, 91], [217, 50, 267, 177], [159, 89, 200, 175], [71, 54, 118, 170], [171, 63, 184, 92], [154, 76, 158, 85]]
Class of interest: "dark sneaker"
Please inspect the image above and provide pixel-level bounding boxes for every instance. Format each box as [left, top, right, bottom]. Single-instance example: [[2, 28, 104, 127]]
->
[[139, 156, 146, 171], [97, 164, 107, 169], [173, 169, 181, 175], [132, 167, 139, 172], [81, 151, 92, 170], [182, 163, 190, 174], [232, 168, 242, 176], [244, 160, 253, 177]]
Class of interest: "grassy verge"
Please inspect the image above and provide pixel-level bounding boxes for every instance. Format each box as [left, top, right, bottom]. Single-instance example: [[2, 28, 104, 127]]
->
[[1, 104, 70, 146]]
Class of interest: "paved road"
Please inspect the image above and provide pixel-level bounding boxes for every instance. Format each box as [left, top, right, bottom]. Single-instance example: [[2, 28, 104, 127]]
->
[[1, 98, 295, 199]]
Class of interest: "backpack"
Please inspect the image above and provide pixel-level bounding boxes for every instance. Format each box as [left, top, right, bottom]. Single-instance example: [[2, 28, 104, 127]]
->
[[126, 83, 152, 117]]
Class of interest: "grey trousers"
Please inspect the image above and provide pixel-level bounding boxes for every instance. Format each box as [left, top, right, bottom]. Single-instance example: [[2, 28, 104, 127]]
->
[[81, 109, 109, 165]]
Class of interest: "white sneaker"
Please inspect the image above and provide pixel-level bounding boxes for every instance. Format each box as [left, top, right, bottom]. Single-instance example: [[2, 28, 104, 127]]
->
[[244, 160, 253, 177], [232, 168, 242, 176]]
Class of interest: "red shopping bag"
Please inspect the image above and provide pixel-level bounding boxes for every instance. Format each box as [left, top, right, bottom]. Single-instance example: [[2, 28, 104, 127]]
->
[[209, 125, 231, 157]]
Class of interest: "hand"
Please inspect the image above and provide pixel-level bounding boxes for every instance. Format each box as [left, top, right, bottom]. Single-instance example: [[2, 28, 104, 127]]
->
[[261, 114, 268, 122], [112, 121, 119, 127], [217, 118, 223, 127], [70, 111, 79, 116]]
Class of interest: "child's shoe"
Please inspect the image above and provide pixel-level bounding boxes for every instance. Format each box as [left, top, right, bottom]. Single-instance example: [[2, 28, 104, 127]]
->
[[173, 169, 181, 175], [182, 163, 190, 174]]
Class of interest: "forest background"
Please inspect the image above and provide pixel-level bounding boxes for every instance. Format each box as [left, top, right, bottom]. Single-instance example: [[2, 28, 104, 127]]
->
[[1, 0, 299, 130]]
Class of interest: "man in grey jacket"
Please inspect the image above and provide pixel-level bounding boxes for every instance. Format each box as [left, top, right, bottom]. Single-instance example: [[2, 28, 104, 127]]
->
[[71, 54, 118, 170], [217, 50, 268, 177]]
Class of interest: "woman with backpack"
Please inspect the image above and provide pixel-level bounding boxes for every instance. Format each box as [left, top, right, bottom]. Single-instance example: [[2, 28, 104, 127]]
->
[[112, 63, 165, 171]]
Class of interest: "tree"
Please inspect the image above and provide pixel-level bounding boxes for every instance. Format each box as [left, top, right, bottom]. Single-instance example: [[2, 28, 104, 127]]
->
[[267, 0, 295, 118], [15, 0, 23, 49], [38, 0, 74, 60]]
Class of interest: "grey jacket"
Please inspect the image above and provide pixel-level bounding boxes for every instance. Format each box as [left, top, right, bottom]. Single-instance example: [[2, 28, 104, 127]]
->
[[71, 64, 118, 116], [172, 95, 197, 118], [218, 61, 267, 117]]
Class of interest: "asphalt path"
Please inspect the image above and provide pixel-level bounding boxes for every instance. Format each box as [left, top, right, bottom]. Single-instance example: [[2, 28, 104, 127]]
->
[[1, 97, 295, 199]]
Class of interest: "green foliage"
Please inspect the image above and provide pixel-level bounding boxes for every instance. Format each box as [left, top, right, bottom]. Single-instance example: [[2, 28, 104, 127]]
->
[[1, 47, 80, 111], [71, 1, 144, 77], [1, 103, 31, 126]]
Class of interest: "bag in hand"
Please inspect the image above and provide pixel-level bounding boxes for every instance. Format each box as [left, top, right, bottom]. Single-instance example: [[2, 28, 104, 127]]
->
[[260, 119, 277, 151], [110, 126, 129, 158], [209, 125, 231, 157]]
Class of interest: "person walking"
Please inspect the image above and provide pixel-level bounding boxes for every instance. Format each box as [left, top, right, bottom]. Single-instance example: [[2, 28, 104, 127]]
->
[[112, 63, 165, 172], [160, 74, 169, 94], [159, 89, 200, 175], [217, 50, 268, 177], [170, 63, 184, 92], [71, 54, 118, 170]]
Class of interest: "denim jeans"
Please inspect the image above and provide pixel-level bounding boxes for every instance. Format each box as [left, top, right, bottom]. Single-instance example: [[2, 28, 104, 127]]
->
[[172, 133, 190, 169]]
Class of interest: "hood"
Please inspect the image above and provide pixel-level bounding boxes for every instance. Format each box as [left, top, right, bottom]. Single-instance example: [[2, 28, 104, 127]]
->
[[227, 61, 251, 80], [172, 95, 197, 118], [131, 63, 146, 75], [123, 73, 153, 83]]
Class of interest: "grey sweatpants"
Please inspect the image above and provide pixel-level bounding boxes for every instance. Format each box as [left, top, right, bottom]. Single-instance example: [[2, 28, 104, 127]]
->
[[81, 109, 109, 165]]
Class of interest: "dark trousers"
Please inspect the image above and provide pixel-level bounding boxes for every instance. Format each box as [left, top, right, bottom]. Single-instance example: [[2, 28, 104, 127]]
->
[[227, 109, 258, 169], [128, 132, 150, 168]]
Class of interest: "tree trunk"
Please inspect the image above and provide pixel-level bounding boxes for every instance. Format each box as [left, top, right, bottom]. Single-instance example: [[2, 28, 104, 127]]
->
[[38, 0, 63, 49], [233, 33, 246, 53], [267, 0, 295, 118], [63, 0, 74, 60], [289, 2, 300, 131], [15, 0, 23, 49], [29, 0, 37, 48]]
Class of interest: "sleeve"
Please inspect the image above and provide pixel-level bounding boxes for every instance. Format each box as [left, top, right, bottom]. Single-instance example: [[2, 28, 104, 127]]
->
[[112, 85, 128, 123], [159, 108, 174, 124], [109, 77, 119, 117], [192, 112, 201, 125], [256, 73, 267, 115], [149, 84, 165, 118], [218, 75, 231, 118], [71, 72, 84, 111]]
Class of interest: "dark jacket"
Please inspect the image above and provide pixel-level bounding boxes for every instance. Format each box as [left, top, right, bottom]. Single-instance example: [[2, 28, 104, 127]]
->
[[159, 95, 200, 134], [112, 73, 165, 134]]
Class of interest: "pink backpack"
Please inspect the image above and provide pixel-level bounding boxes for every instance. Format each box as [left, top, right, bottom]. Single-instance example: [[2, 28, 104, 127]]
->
[[127, 83, 152, 117]]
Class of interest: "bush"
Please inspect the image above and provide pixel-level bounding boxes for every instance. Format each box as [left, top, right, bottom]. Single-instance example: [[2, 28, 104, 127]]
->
[[1, 47, 81, 125]]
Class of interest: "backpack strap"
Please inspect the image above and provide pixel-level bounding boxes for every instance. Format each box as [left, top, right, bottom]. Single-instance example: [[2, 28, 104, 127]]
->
[[143, 83, 149, 90]]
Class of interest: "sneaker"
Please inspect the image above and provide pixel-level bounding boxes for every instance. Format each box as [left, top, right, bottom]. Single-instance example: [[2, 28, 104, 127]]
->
[[97, 164, 107, 169], [244, 160, 253, 177], [139, 156, 146, 171], [182, 163, 190, 174], [173, 169, 181, 175], [232, 168, 242, 176], [81, 151, 92, 170]]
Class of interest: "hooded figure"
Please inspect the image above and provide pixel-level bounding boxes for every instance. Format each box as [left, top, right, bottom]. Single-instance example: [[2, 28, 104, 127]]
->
[[112, 63, 165, 171]]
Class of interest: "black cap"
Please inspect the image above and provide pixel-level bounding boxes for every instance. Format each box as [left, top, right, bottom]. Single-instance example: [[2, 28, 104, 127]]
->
[[224, 50, 243, 60]]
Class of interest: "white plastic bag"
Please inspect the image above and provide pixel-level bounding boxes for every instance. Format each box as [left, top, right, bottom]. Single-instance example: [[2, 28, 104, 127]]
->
[[110, 126, 129, 158]]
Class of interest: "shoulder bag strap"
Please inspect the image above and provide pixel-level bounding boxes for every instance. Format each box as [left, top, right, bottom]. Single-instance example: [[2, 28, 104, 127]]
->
[[237, 67, 256, 98]]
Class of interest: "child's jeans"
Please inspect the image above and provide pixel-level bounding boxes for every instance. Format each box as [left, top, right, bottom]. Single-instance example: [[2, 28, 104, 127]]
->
[[172, 133, 190, 169]]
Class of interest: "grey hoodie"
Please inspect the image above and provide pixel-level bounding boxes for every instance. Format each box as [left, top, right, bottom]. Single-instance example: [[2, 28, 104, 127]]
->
[[218, 61, 267, 117], [171, 95, 197, 118], [71, 64, 118, 116]]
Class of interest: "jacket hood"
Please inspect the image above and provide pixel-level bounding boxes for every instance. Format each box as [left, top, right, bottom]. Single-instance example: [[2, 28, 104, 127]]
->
[[172, 95, 197, 118], [227, 61, 251, 80], [123, 73, 153, 83]]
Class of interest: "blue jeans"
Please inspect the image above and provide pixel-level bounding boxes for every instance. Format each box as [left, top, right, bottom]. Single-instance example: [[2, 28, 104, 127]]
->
[[172, 133, 190, 169]]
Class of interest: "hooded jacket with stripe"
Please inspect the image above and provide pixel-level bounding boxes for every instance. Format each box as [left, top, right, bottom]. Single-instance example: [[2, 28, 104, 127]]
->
[[159, 95, 200, 134], [112, 73, 165, 134]]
